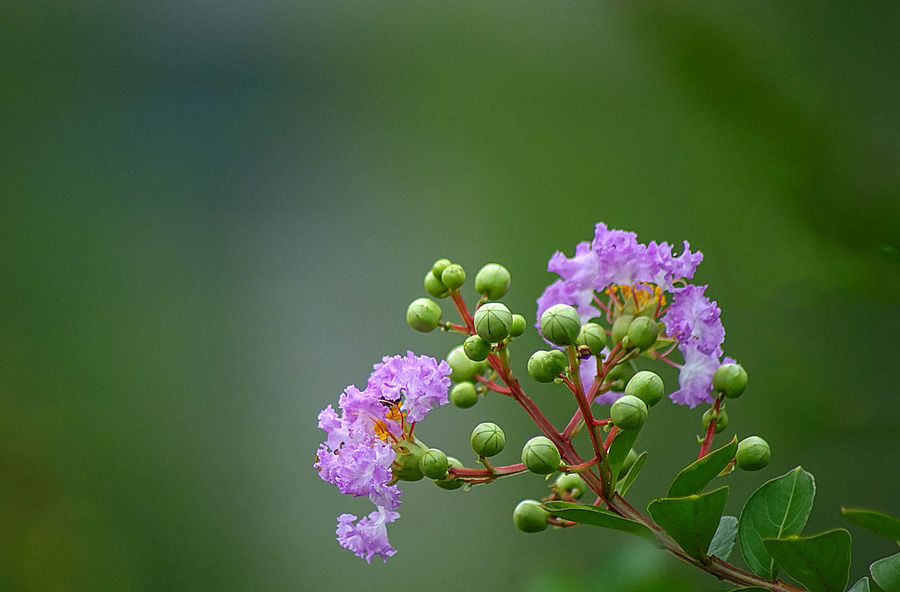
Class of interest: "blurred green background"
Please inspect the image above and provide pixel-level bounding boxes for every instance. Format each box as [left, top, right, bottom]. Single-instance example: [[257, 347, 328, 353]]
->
[[2, 1, 898, 590]]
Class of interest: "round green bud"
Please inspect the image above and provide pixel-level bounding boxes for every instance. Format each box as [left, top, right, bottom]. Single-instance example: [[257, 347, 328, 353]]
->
[[611, 314, 634, 344], [540, 304, 581, 346], [406, 298, 442, 333], [512, 500, 548, 533], [509, 314, 527, 338], [521, 436, 561, 475], [576, 322, 607, 355], [736, 436, 770, 471], [713, 363, 749, 399], [474, 263, 511, 300], [544, 349, 568, 376], [627, 316, 660, 350], [470, 422, 505, 457], [424, 270, 450, 299], [474, 302, 513, 343], [610, 395, 648, 431], [434, 456, 465, 490], [392, 438, 428, 481], [431, 258, 452, 280], [554, 473, 586, 500], [605, 361, 636, 392], [702, 408, 729, 434], [621, 448, 639, 473], [624, 371, 665, 407], [441, 263, 466, 290], [446, 346, 488, 382], [527, 351, 555, 383], [450, 381, 479, 408], [463, 335, 492, 362], [419, 448, 450, 480]]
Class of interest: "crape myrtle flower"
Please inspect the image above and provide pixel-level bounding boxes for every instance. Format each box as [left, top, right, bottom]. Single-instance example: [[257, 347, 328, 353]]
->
[[315, 352, 451, 562], [538, 223, 732, 408]]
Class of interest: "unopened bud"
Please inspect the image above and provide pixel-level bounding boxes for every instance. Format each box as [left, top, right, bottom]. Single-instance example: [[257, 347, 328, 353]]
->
[[540, 304, 581, 346], [576, 322, 607, 355], [474, 302, 513, 343], [441, 263, 466, 290], [470, 422, 505, 457], [610, 395, 648, 431], [419, 448, 450, 479], [712, 363, 748, 399], [521, 436, 561, 475], [474, 263, 511, 300], [406, 298, 442, 333], [513, 500, 548, 533], [736, 436, 770, 471], [624, 371, 664, 407]]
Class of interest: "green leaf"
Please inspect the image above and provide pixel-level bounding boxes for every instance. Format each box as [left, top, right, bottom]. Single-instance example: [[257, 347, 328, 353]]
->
[[647, 486, 728, 560], [847, 576, 870, 592], [607, 428, 639, 487], [668, 436, 738, 498], [870, 551, 900, 591], [762, 529, 851, 592], [615, 451, 647, 496], [709, 515, 738, 560], [842, 508, 900, 542], [542, 501, 657, 545], [738, 466, 816, 579]]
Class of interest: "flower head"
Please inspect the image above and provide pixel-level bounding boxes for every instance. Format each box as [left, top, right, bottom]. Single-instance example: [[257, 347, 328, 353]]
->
[[537, 223, 730, 407], [315, 352, 451, 561]]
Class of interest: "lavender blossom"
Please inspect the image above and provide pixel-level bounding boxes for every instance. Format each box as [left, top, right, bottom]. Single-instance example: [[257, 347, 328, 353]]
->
[[316, 352, 451, 561], [336, 508, 400, 564]]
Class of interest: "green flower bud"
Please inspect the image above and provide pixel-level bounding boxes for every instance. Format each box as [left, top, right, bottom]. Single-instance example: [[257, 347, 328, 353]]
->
[[446, 346, 488, 382], [424, 270, 450, 299], [554, 473, 586, 500], [450, 381, 479, 408], [470, 422, 505, 457], [624, 371, 664, 407], [544, 349, 568, 376], [626, 316, 659, 350], [702, 408, 729, 434], [521, 436, 561, 475], [509, 314, 527, 338], [434, 456, 465, 490], [605, 361, 636, 392], [611, 314, 634, 344], [463, 335, 492, 362], [474, 302, 513, 343], [621, 448, 639, 473], [736, 436, 770, 471], [712, 363, 748, 399], [441, 263, 466, 290], [513, 500, 548, 533], [540, 304, 581, 346], [419, 448, 450, 480], [392, 438, 428, 481], [527, 351, 555, 383], [406, 298, 442, 333], [576, 322, 608, 355], [431, 258, 452, 280], [474, 263, 511, 300], [610, 395, 648, 431]]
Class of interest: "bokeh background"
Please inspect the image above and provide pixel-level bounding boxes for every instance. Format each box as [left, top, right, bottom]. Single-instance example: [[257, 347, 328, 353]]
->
[[2, 1, 899, 591]]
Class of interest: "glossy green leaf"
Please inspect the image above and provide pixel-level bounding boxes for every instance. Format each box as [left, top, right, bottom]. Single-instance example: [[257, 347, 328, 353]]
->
[[668, 436, 738, 498], [647, 486, 728, 560], [607, 428, 638, 486], [739, 466, 815, 579], [542, 501, 657, 545], [615, 451, 647, 496], [842, 508, 900, 542], [762, 529, 851, 592], [870, 551, 900, 591], [709, 515, 738, 560], [847, 576, 870, 592]]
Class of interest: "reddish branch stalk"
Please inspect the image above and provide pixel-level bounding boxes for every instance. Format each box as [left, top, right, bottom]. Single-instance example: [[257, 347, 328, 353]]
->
[[697, 394, 725, 459]]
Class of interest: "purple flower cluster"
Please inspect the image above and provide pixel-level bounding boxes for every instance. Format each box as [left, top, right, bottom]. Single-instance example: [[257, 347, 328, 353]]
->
[[315, 352, 451, 562], [539, 223, 732, 408]]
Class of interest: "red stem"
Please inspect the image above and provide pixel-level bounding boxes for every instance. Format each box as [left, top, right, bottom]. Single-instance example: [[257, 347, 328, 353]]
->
[[698, 394, 724, 459]]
